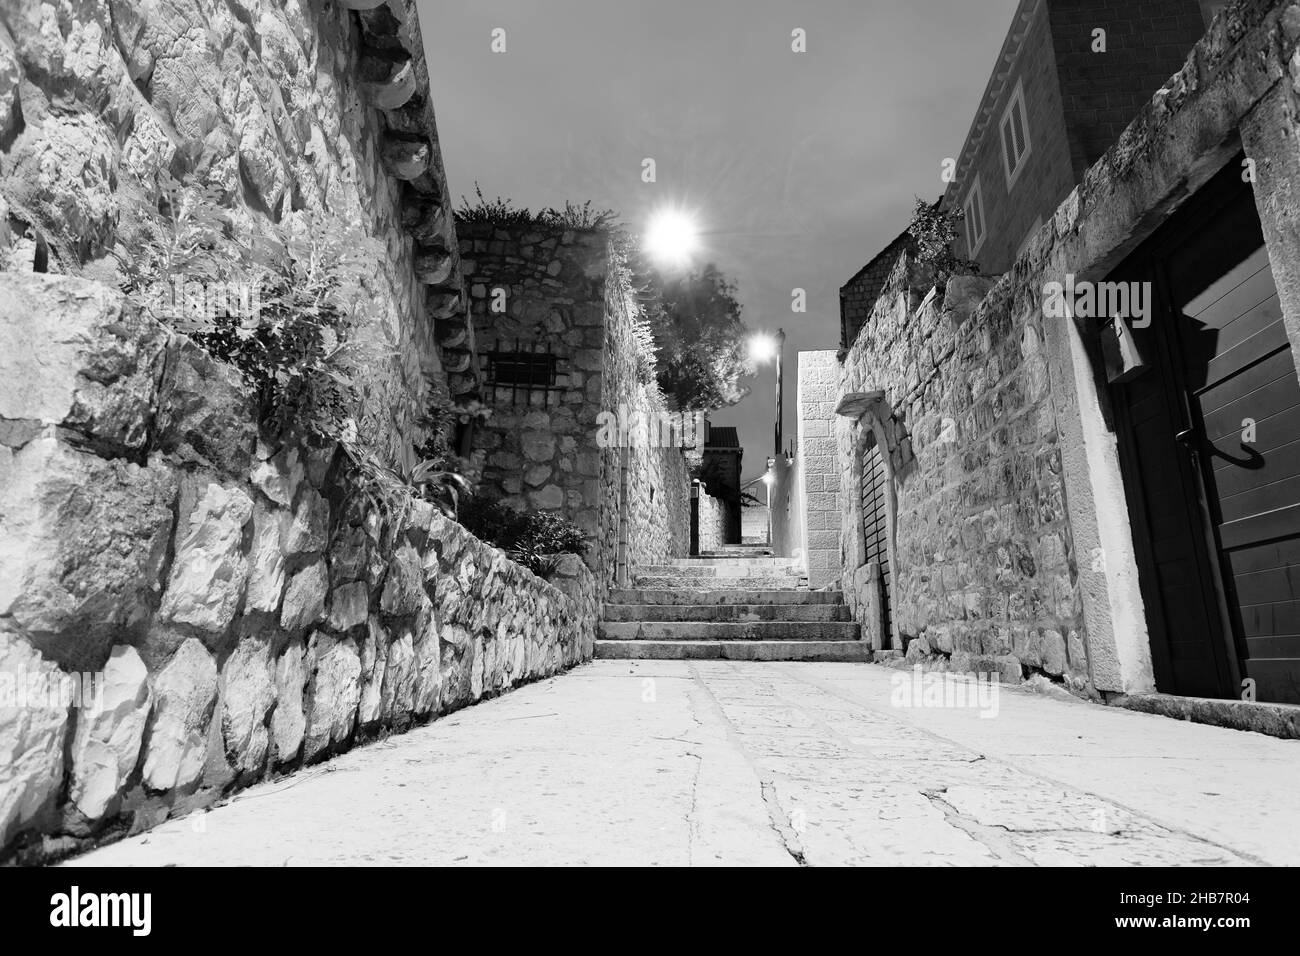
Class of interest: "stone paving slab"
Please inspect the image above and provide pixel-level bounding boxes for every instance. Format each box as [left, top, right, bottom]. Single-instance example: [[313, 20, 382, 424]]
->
[[66, 661, 1300, 867]]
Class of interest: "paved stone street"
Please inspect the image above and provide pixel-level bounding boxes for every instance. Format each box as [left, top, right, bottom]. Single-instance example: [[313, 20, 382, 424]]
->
[[69, 661, 1300, 867]]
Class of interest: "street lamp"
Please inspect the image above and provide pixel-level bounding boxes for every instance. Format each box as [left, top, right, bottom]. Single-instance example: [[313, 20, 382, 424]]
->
[[644, 209, 699, 269], [750, 330, 786, 455]]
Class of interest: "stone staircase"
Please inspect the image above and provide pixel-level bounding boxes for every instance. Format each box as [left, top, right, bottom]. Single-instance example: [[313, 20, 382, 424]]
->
[[596, 547, 869, 661]]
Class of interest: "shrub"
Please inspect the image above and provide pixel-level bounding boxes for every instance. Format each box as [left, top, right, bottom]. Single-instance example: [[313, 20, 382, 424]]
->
[[457, 496, 589, 576], [455, 183, 617, 230], [115, 163, 468, 533], [907, 196, 979, 294]]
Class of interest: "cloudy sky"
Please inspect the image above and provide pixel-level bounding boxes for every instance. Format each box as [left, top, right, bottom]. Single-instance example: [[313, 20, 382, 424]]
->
[[419, 0, 1020, 480]]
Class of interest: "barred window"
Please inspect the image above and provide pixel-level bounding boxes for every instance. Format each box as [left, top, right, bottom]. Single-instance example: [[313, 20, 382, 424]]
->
[[485, 350, 557, 388]]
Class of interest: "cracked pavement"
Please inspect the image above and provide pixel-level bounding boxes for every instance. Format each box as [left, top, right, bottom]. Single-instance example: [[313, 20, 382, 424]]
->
[[68, 661, 1300, 866]]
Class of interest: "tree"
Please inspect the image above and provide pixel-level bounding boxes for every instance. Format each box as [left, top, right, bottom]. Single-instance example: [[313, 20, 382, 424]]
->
[[648, 263, 750, 411]]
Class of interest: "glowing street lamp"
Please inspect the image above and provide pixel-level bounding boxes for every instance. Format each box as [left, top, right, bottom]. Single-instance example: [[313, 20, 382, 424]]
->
[[750, 330, 786, 456], [644, 209, 699, 268], [749, 333, 779, 363]]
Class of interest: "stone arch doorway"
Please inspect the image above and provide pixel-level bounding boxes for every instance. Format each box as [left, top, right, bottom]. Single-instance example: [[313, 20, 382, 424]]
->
[[860, 431, 893, 642], [850, 416, 899, 650]]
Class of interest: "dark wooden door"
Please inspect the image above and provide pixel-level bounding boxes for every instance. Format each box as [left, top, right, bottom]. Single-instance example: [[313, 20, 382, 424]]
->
[[860, 433, 893, 641], [1109, 160, 1300, 704]]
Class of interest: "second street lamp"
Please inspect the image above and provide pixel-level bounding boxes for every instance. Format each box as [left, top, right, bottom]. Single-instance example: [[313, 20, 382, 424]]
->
[[749, 330, 786, 456]]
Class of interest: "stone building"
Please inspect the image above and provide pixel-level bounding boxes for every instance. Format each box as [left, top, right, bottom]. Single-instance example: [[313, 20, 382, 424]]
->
[[0, 0, 603, 862], [946, 0, 1217, 276], [455, 219, 693, 587], [831, 0, 1300, 709]]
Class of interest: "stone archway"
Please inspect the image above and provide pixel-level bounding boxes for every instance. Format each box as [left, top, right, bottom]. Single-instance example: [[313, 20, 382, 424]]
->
[[837, 391, 903, 652]]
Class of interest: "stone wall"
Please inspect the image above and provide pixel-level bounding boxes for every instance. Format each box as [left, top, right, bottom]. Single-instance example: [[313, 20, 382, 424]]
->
[[797, 351, 841, 588], [698, 488, 726, 552], [0, 0, 466, 470], [599, 235, 692, 587], [0, 274, 596, 862], [838, 257, 1086, 682]]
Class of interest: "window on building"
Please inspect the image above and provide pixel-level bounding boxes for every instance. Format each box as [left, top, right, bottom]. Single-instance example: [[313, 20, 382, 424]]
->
[[963, 177, 986, 256], [1000, 79, 1032, 189], [485, 349, 557, 388]]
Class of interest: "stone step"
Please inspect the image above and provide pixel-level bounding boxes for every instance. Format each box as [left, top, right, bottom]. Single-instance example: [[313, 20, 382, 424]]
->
[[631, 576, 808, 590], [598, 621, 860, 641], [595, 640, 872, 661], [610, 589, 843, 605], [636, 564, 804, 578], [669, 557, 800, 568], [700, 549, 773, 557], [602, 603, 851, 622]]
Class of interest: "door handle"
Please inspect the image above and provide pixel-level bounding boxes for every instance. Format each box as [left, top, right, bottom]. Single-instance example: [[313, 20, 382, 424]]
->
[[1174, 428, 1195, 447]]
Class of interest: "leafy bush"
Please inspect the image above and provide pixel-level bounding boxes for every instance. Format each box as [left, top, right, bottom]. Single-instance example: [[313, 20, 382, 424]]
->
[[457, 496, 589, 576], [907, 197, 979, 294], [117, 166, 385, 446]]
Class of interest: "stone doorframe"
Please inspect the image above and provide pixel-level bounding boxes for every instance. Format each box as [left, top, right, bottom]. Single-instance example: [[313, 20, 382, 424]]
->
[[841, 400, 902, 652]]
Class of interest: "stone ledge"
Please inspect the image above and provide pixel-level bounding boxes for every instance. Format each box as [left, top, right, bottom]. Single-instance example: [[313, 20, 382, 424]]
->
[[1109, 692, 1300, 740]]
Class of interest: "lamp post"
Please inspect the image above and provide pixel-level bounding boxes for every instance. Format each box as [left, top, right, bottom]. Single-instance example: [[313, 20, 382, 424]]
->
[[773, 328, 785, 457], [749, 330, 786, 457]]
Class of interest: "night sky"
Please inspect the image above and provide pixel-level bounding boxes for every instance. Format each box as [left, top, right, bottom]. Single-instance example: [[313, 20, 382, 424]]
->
[[420, 0, 1021, 481]]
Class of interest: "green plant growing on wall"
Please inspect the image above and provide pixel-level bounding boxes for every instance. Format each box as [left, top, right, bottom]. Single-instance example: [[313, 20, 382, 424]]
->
[[117, 166, 386, 443], [907, 197, 979, 295], [116, 164, 467, 532], [457, 496, 589, 577]]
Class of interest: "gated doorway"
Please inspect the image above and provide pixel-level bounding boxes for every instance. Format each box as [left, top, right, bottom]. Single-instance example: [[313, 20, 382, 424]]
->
[[1107, 158, 1300, 705]]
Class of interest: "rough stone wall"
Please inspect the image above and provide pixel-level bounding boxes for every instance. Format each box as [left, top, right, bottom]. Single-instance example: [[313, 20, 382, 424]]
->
[[599, 239, 691, 587], [624, 442, 691, 569], [698, 489, 726, 552], [797, 351, 841, 588], [0, 0, 465, 469], [0, 274, 596, 862], [838, 259, 1088, 684]]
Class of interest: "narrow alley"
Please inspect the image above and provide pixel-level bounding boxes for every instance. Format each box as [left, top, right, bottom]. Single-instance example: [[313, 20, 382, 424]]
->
[[68, 660, 1300, 867]]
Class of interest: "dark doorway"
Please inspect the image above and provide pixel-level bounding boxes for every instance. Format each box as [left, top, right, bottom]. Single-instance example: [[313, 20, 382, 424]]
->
[[1108, 158, 1300, 705]]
